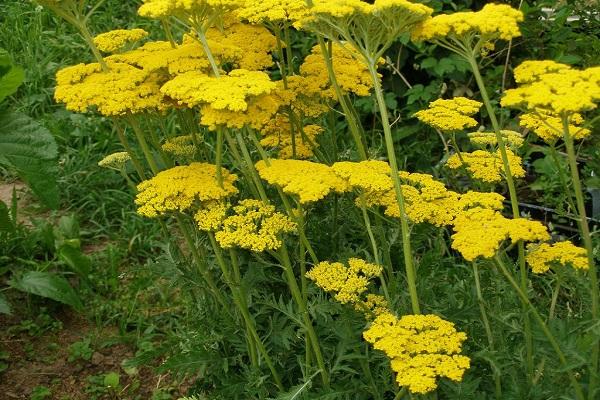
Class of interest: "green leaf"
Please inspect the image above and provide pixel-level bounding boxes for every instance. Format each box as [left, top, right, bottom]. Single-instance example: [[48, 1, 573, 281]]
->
[[0, 110, 59, 209], [9, 271, 83, 311], [103, 372, 120, 389], [269, 371, 319, 400], [0, 50, 24, 103], [0, 199, 14, 233], [58, 244, 92, 277], [0, 292, 11, 315]]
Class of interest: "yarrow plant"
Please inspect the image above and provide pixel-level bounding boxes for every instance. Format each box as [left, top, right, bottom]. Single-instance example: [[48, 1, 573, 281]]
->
[[36, 0, 600, 398]]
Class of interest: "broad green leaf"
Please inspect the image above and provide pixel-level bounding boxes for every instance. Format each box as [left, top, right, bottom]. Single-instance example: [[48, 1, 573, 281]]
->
[[9, 271, 83, 311], [0, 293, 11, 315], [0, 110, 59, 209], [0, 50, 24, 103], [58, 244, 92, 277]]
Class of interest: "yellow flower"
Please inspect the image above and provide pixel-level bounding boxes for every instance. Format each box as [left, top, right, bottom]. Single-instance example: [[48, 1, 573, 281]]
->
[[162, 135, 197, 160], [446, 149, 525, 183], [306, 258, 383, 304], [54, 62, 166, 116], [138, 0, 242, 19], [236, 0, 309, 25], [363, 313, 470, 394], [414, 97, 482, 132], [468, 130, 524, 148], [256, 159, 349, 204], [214, 199, 296, 252], [93, 29, 149, 53], [412, 4, 523, 42], [98, 152, 131, 170], [502, 63, 600, 114], [259, 115, 323, 159], [200, 93, 281, 131], [451, 207, 550, 261], [519, 111, 590, 144], [161, 69, 276, 110], [135, 162, 238, 218], [194, 201, 230, 231], [512, 60, 573, 84], [526, 241, 589, 274], [273, 76, 329, 118]]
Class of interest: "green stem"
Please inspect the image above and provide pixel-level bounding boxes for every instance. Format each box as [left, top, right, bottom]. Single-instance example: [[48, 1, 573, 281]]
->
[[128, 116, 160, 174], [367, 60, 420, 314], [196, 29, 221, 77], [548, 273, 562, 321], [562, 117, 599, 400], [279, 244, 330, 387], [494, 255, 585, 400], [76, 20, 109, 71], [216, 128, 224, 187], [113, 120, 146, 180], [235, 131, 269, 203], [283, 26, 295, 77]]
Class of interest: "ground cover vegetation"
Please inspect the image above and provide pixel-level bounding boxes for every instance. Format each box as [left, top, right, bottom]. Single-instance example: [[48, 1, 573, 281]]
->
[[1, 0, 599, 399]]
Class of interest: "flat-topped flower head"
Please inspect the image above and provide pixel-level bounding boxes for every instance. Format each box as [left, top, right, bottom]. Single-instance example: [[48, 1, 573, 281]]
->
[[214, 199, 296, 252], [468, 130, 524, 148], [332, 160, 393, 194], [54, 62, 166, 116], [300, 44, 377, 99], [273, 76, 329, 118], [306, 258, 383, 304], [195, 201, 230, 232], [138, 0, 242, 20], [412, 4, 523, 43], [260, 115, 323, 159], [414, 97, 482, 132], [502, 63, 600, 115], [363, 313, 470, 394], [446, 149, 525, 183], [255, 159, 349, 204], [135, 162, 238, 218], [519, 111, 590, 144], [300, 0, 432, 60], [236, 0, 309, 26], [161, 69, 276, 110], [162, 135, 197, 160], [451, 207, 550, 261], [93, 29, 149, 53], [200, 93, 281, 130], [98, 152, 131, 170], [526, 241, 590, 274], [512, 60, 572, 84]]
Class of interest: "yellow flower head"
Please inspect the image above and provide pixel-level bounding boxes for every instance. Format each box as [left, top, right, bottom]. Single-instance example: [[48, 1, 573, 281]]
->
[[414, 97, 482, 132], [446, 149, 525, 183], [502, 63, 600, 114], [300, 44, 377, 99], [519, 111, 591, 144], [526, 241, 590, 274], [214, 199, 296, 252], [54, 62, 166, 116], [412, 4, 523, 42], [273, 76, 329, 118], [451, 207, 550, 261], [236, 0, 309, 25], [206, 22, 277, 70], [256, 159, 349, 204], [135, 162, 238, 218], [259, 115, 323, 159], [161, 69, 276, 110], [306, 258, 383, 304], [138, 0, 242, 19], [300, 0, 432, 59], [162, 135, 197, 160], [363, 313, 470, 394], [332, 160, 394, 194], [98, 152, 131, 170], [93, 29, 149, 53], [355, 294, 390, 319], [200, 93, 281, 130], [468, 130, 524, 148], [195, 201, 231, 232]]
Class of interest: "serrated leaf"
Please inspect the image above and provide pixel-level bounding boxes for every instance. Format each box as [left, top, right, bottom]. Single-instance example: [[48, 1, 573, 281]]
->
[[0, 110, 59, 209], [0, 199, 14, 233], [269, 371, 319, 400], [9, 271, 82, 311], [0, 293, 11, 315]]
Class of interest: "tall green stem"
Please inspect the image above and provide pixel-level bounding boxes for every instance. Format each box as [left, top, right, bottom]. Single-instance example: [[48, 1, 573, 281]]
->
[[128, 116, 160, 174], [494, 256, 585, 400], [367, 60, 420, 314], [562, 117, 599, 399], [216, 128, 224, 187]]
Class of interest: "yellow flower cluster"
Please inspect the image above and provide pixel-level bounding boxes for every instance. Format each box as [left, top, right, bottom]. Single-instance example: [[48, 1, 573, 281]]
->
[[363, 313, 470, 394], [526, 241, 590, 274], [512, 60, 572, 84], [200, 93, 280, 130], [446, 149, 525, 183], [502, 62, 600, 114], [451, 207, 550, 261], [135, 163, 238, 218], [138, 0, 241, 19], [98, 152, 131, 169], [93, 29, 149, 53], [259, 115, 323, 159], [161, 69, 275, 110], [256, 159, 348, 204], [214, 199, 296, 252], [468, 130, 524, 148], [414, 97, 482, 132], [236, 0, 308, 25], [206, 22, 277, 70], [54, 62, 166, 116], [519, 111, 591, 143], [194, 201, 230, 231], [306, 258, 383, 304], [354, 294, 390, 319], [412, 4, 523, 42], [162, 135, 197, 159], [299, 44, 376, 99], [274, 76, 329, 118]]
